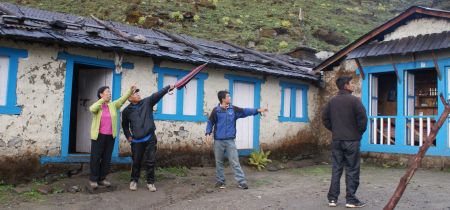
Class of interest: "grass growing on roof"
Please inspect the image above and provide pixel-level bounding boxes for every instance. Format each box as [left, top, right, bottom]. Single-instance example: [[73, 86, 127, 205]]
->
[[3, 0, 448, 52]]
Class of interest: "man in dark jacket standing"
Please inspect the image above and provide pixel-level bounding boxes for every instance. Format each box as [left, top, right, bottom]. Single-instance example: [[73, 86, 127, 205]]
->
[[122, 84, 174, 192], [322, 76, 367, 208], [206, 90, 267, 190]]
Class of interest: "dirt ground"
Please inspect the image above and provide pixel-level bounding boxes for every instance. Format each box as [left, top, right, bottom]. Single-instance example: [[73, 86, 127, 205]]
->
[[1, 161, 450, 210]]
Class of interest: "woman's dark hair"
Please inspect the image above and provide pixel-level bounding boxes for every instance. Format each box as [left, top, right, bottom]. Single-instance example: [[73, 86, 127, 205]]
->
[[97, 86, 110, 99], [217, 90, 229, 103]]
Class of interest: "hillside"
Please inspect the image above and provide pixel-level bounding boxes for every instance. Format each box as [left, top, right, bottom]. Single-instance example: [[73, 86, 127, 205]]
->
[[5, 0, 450, 53]]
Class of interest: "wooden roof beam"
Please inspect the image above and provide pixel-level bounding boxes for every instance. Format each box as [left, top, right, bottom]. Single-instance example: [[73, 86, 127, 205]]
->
[[354, 59, 365, 80], [432, 50, 442, 81], [389, 55, 401, 83]]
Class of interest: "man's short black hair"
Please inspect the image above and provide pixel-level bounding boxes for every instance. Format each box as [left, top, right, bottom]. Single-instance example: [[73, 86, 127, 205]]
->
[[336, 76, 352, 90], [218, 90, 229, 103], [97, 86, 110, 99]]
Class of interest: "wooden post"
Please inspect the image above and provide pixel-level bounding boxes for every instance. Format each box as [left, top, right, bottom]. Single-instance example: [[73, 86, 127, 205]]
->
[[389, 55, 401, 83], [432, 51, 442, 81], [354, 59, 365, 80], [383, 93, 450, 210]]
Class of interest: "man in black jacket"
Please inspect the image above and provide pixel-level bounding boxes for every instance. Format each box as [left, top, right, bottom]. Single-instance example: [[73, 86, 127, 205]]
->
[[322, 76, 368, 208], [122, 84, 174, 192]]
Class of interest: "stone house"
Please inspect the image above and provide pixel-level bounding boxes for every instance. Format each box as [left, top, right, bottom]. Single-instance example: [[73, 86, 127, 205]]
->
[[0, 2, 322, 174]]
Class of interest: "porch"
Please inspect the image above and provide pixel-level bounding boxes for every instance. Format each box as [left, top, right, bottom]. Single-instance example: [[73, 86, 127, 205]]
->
[[361, 58, 450, 156]]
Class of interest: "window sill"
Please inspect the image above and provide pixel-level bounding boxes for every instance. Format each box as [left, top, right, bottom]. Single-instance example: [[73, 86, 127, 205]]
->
[[154, 113, 208, 122], [0, 106, 22, 115], [278, 116, 309, 122]]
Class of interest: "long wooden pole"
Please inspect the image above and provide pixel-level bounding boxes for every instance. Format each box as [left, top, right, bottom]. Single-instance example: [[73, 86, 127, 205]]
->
[[383, 93, 450, 210], [90, 15, 148, 44], [222, 41, 313, 73]]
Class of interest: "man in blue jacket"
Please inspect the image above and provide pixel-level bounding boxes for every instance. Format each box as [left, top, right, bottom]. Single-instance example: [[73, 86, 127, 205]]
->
[[206, 90, 268, 189]]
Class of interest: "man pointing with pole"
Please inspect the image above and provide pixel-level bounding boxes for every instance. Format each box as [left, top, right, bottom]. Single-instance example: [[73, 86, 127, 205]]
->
[[122, 63, 207, 191]]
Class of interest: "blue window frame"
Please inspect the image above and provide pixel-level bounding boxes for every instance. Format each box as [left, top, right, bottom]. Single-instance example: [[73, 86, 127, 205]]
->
[[279, 82, 309, 122], [153, 65, 208, 122], [0, 47, 28, 115], [359, 57, 450, 156]]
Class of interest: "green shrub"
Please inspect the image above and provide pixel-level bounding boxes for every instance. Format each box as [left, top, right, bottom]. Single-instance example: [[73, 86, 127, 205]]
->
[[249, 148, 272, 171]]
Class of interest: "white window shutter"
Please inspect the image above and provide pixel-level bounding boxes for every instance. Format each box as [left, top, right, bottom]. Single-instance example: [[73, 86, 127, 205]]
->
[[283, 88, 291, 117], [162, 75, 177, 114], [405, 72, 415, 116], [0, 56, 10, 106], [370, 75, 379, 116], [295, 89, 303, 118], [182, 79, 197, 116]]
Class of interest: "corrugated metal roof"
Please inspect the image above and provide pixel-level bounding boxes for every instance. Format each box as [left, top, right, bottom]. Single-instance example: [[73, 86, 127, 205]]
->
[[314, 6, 450, 71], [0, 2, 318, 81], [347, 31, 450, 59]]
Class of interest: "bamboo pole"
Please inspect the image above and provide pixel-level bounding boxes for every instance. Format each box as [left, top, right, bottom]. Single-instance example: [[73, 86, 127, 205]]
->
[[223, 41, 313, 73], [90, 15, 147, 44], [383, 93, 450, 210]]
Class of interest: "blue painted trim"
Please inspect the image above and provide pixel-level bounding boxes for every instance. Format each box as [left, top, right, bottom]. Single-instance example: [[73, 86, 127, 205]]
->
[[51, 52, 134, 164], [0, 46, 28, 115], [153, 65, 208, 122], [57, 52, 134, 69], [224, 74, 263, 156], [278, 81, 309, 122], [361, 57, 450, 156], [40, 155, 132, 164]]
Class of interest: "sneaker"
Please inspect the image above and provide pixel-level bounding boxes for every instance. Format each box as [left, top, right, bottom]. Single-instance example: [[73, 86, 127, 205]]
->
[[129, 181, 137, 191], [215, 182, 226, 189], [328, 200, 337, 207], [239, 183, 249, 190], [345, 200, 366, 208], [98, 180, 111, 187], [89, 181, 98, 188], [147, 183, 157, 192]]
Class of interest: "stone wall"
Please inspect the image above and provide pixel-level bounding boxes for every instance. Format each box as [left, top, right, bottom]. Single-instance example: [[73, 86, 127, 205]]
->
[[0, 39, 323, 176]]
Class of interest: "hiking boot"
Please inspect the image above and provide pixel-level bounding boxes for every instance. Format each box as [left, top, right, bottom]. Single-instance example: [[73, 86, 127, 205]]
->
[[215, 182, 226, 189], [345, 200, 366, 208], [129, 181, 137, 191], [98, 180, 111, 187], [328, 200, 337, 207], [89, 181, 98, 188], [239, 183, 249, 190], [147, 183, 157, 192]]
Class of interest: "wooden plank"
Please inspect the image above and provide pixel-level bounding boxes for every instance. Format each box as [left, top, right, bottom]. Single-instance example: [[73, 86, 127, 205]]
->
[[354, 59, 365, 80], [432, 51, 442, 81]]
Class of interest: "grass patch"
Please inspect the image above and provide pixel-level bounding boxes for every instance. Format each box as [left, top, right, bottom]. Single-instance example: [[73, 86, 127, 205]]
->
[[4, 0, 448, 52], [0, 183, 14, 204], [290, 165, 331, 176], [156, 166, 189, 177], [254, 178, 272, 187], [19, 190, 44, 202]]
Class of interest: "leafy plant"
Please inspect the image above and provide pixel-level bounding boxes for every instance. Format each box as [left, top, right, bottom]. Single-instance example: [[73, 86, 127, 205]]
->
[[249, 148, 272, 171], [278, 41, 288, 49], [170, 11, 184, 21], [280, 20, 291, 28], [193, 15, 200, 22], [221, 16, 230, 26]]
